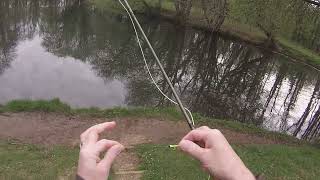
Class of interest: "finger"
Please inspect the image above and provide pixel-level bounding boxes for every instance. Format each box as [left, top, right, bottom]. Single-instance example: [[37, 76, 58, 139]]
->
[[179, 140, 206, 161], [95, 139, 120, 153], [81, 121, 116, 145], [198, 126, 210, 130], [182, 129, 209, 142], [97, 144, 125, 171], [81, 122, 116, 142]]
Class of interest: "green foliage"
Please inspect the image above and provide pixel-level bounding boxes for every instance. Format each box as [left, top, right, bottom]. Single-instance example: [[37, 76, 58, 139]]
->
[[0, 141, 79, 179], [277, 37, 320, 64], [91, 0, 320, 66], [229, 0, 320, 50], [230, 0, 285, 35], [136, 144, 320, 180], [75, 106, 183, 121], [92, 0, 175, 14], [2, 99, 71, 113], [0, 99, 183, 120], [93, 0, 144, 14]]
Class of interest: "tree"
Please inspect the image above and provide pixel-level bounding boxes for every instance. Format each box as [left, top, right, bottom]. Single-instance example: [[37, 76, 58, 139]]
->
[[200, 0, 228, 31], [174, 0, 193, 23], [302, 0, 320, 6], [174, 0, 228, 31]]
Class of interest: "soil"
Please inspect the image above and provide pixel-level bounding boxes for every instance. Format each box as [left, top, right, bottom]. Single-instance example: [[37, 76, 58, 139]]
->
[[0, 112, 279, 146], [0, 112, 281, 180]]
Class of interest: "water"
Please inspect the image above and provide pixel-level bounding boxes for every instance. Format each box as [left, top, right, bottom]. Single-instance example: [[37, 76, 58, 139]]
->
[[1, 0, 319, 139]]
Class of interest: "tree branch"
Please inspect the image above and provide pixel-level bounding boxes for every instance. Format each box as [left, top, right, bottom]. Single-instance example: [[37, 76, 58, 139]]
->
[[302, 0, 320, 6]]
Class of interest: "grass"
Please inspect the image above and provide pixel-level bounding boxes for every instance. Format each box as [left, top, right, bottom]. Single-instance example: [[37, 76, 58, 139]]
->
[[235, 145, 320, 179], [0, 99, 182, 120], [199, 117, 303, 145], [0, 99, 301, 144], [92, 0, 320, 68], [0, 99, 318, 179], [1, 99, 72, 113], [0, 140, 79, 180], [220, 19, 267, 44], [277, 37, 320, 65], [136, 144, 320, 180], [3, 142, 319, 180], [136, 144, 208, 180]]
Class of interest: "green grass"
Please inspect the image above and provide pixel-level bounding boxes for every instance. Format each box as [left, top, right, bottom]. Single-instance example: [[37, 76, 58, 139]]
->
[[136, 144, 320, 180], [136, 144, 208, 180], [1, 99, 71, 113], [0, 99, 182, 120], [200, 117, 302, 145], [277, 37, 320, 65], [235, 145, 320, 179], [220, 19, 267, 44], [0, 141, 79, 180]]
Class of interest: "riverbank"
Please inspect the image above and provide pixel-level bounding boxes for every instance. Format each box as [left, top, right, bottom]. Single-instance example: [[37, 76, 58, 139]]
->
[[92, 0, 320, 69], [0, 99, 319, 179], [0, 99, 303, 144]]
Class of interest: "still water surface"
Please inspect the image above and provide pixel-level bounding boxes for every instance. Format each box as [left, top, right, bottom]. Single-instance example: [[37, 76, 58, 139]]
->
[[1, 0, 319, 137]]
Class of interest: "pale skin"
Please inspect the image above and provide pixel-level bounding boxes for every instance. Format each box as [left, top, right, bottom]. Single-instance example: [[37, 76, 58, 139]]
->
[[77, 122, 255, 180]]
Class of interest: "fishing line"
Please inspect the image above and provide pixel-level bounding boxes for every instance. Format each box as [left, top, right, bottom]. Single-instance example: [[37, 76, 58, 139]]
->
[[117, 3, 212, 179], [117, 0, 195, 129]]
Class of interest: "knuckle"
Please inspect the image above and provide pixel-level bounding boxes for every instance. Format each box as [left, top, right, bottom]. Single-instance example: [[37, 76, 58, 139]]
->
[[189, 129, 197, 134], [200, 126, 210, 130], [98, 139, 109, 145], [191, 129, 201, 135], [210, 129, 222, 136]]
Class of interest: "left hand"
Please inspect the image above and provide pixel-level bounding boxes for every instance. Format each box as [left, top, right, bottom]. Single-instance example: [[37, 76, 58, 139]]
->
[[77, 121, 124, 180]]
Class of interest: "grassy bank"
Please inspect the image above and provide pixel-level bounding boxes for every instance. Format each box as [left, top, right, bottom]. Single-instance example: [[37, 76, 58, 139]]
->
[[136, 144, 320, 180], [0, 99, 319, 179], [92, 0, 320, 68], [0, 99, 183, 121], [0, 99, 300, 144]]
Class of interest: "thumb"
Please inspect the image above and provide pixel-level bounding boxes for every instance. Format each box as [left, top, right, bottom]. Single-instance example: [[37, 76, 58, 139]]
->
[[179, 140, 205, 161], [98, 144, 124, 171]]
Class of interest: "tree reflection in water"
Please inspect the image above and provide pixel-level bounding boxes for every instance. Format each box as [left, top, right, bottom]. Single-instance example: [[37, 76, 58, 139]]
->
[[0, 0, 319, 140]]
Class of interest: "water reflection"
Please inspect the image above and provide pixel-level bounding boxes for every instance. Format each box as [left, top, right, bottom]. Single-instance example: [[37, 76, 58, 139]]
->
[[0, 0, 319, 140], [0, 36, 126, 107]]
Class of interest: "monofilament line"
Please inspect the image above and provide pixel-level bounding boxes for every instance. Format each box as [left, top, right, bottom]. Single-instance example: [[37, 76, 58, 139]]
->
[[117, 0, 195, 130]]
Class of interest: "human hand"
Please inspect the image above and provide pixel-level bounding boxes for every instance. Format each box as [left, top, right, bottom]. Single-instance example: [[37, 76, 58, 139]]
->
[[77, 121, 124, 180], [179, 127, 255, 180]]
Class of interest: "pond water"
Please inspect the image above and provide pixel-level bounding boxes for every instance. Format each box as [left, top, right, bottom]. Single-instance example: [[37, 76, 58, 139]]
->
[[1, 0, 319, 139]]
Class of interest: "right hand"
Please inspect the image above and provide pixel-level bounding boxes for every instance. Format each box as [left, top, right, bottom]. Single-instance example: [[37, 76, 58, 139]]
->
[[179, 126, 255, 180]]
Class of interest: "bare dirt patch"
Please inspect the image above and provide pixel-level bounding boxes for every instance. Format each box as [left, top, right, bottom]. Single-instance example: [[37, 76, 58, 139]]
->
[[0, 112, 283, 180], [0, 112, 279, 146]]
